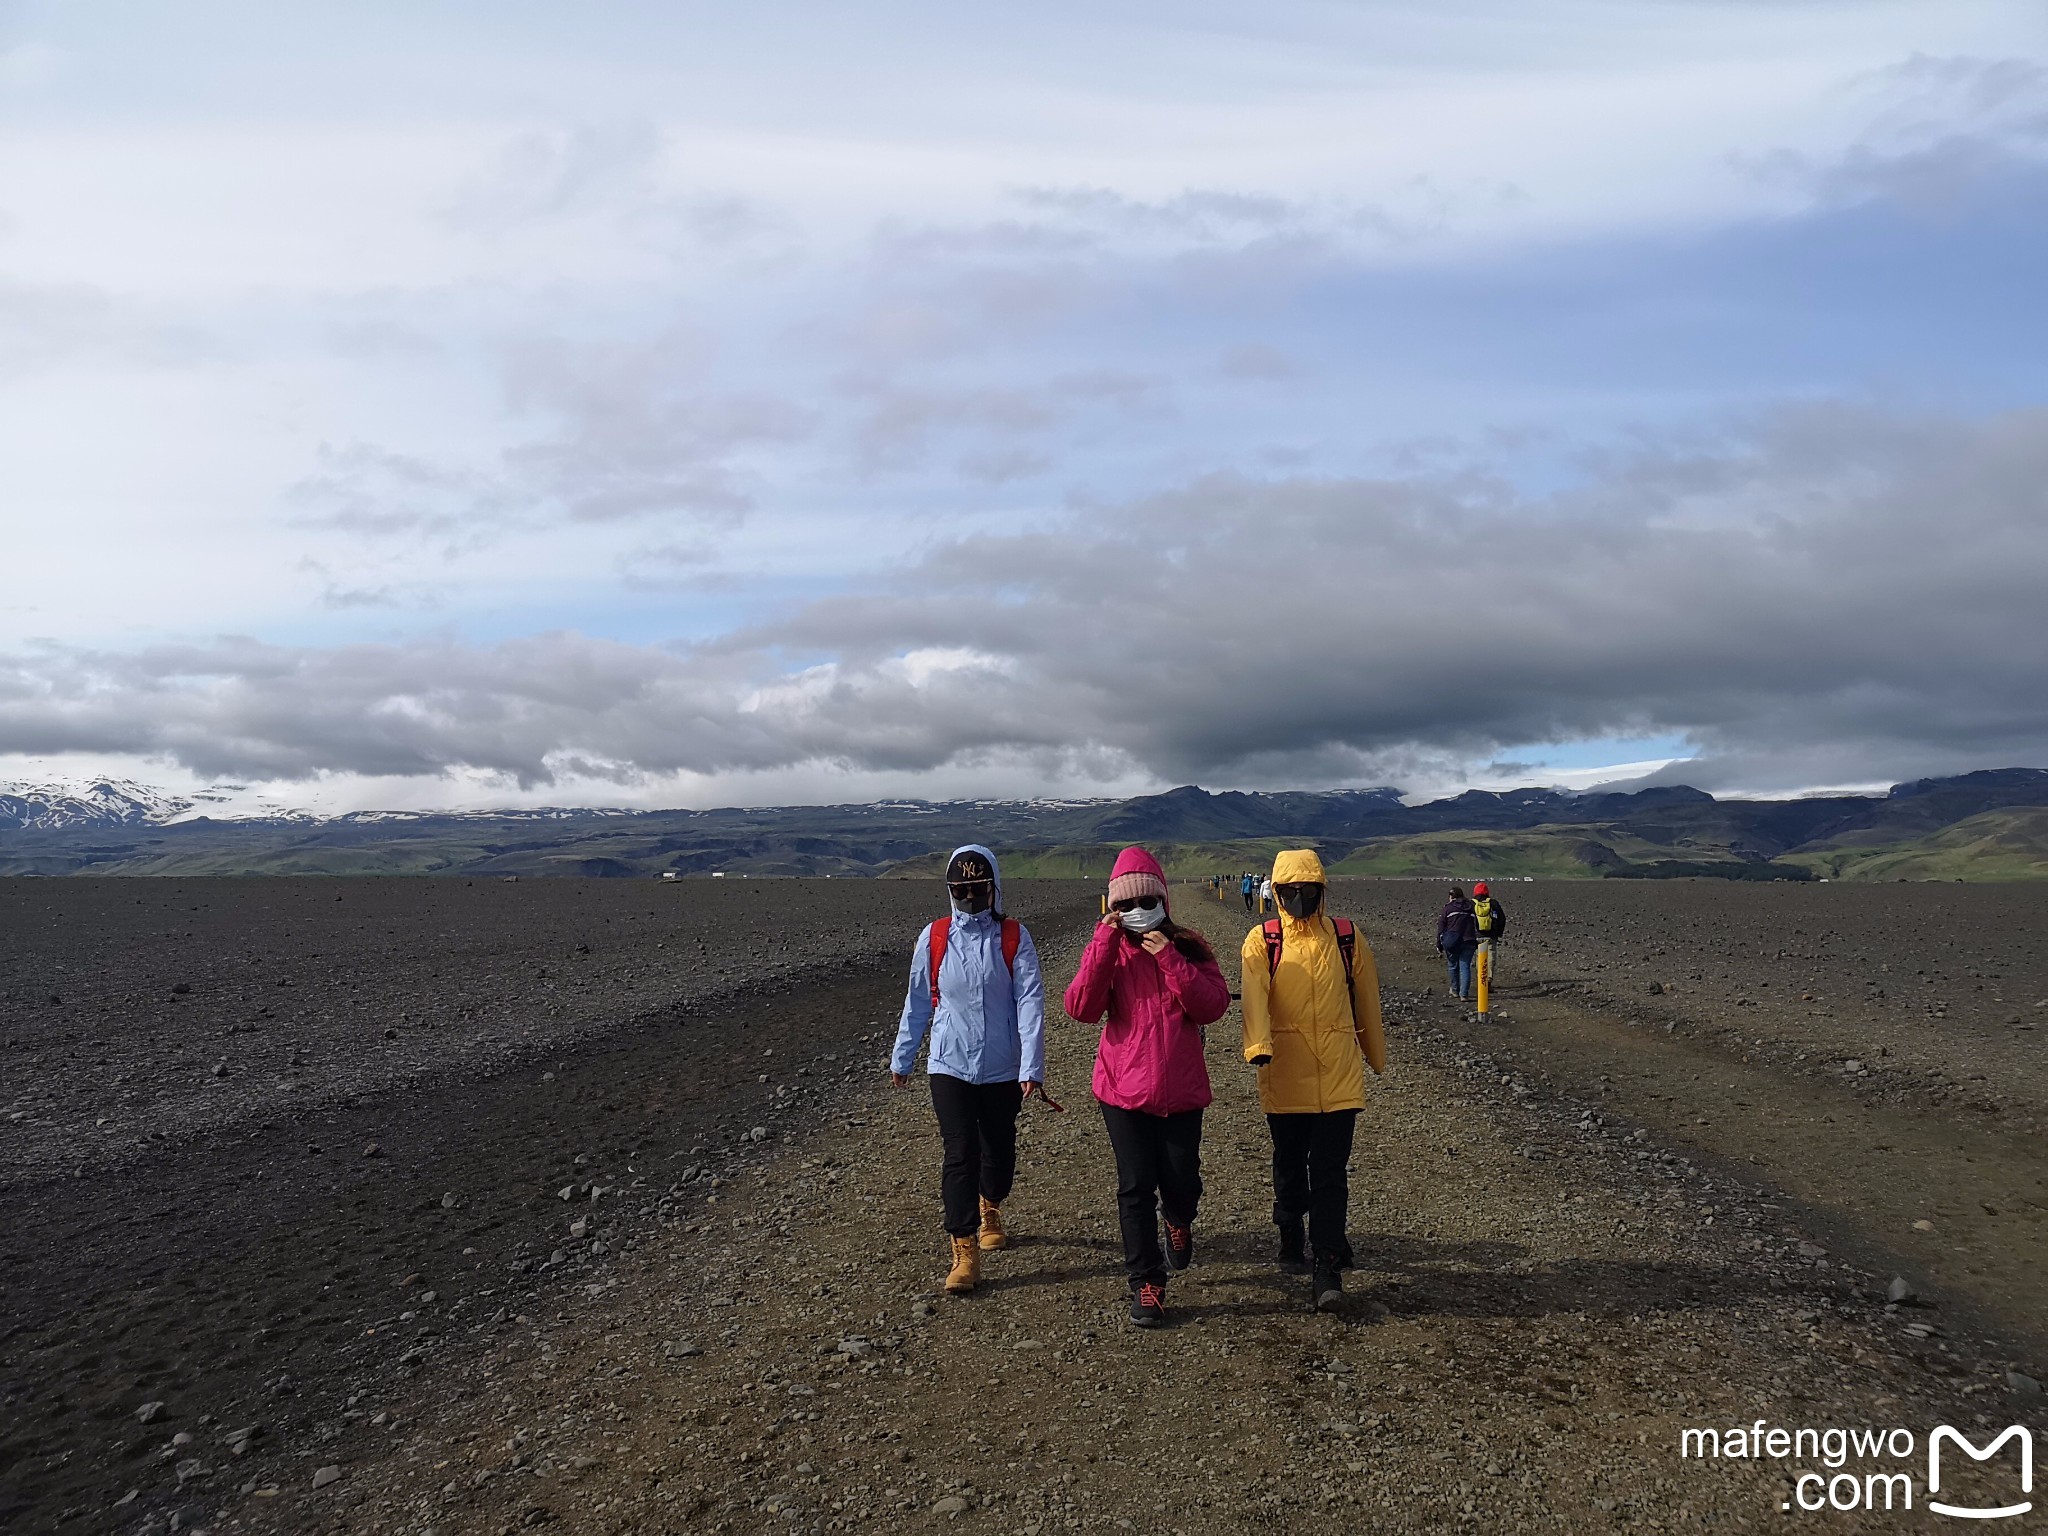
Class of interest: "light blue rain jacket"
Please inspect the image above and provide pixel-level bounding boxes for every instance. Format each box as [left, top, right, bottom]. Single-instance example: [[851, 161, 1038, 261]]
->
[[890, 844, 1046, 1085]]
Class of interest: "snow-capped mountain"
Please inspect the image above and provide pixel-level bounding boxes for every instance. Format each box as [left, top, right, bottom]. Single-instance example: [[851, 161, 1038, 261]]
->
[[0, 779, 198, 831]]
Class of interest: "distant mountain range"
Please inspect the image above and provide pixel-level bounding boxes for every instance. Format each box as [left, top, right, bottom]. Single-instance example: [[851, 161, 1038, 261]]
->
[[1, 768, 2045, 880]]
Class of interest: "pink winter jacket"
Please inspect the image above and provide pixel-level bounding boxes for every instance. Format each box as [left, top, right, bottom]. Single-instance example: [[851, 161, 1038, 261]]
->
[[1063, 924, 1231, 1116]]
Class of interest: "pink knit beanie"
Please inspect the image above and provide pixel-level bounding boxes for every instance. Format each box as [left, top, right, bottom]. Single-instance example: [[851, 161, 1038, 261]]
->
[[1106, 845, 1168, 909]]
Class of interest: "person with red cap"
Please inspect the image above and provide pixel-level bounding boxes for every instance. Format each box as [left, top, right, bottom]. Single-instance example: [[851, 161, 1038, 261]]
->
[[1063, 846, 1232, 1327]]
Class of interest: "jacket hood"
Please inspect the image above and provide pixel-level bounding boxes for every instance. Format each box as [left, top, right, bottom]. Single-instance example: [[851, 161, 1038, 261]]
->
[[1270, 848, 1327, 886], [1107, 844, 1170, 918], [1110, 845, 1165, 884], [947, 843, 1002, 912]]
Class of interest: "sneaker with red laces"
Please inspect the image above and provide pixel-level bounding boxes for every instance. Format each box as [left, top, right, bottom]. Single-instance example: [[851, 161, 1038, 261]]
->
[[1128, 1281, 1167, 1327], [1163, 1220, 1194, 1271]]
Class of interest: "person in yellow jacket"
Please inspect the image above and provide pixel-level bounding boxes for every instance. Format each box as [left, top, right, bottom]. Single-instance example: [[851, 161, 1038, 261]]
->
[[1240, 849, 1387, 1311]]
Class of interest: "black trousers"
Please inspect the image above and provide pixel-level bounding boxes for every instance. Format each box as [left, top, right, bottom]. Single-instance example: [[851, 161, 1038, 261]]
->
[[1267, 1109, 1358, 1266], [930, 1074, 1023, 1237], [1242, 890, 1255, 911], [1099, 1103, 1204, 1289]]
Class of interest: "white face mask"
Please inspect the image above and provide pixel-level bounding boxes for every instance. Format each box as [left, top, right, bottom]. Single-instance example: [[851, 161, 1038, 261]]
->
[[1119, 902, 1168, 934]]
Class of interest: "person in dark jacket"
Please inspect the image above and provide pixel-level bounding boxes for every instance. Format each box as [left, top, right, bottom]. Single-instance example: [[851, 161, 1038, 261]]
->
[[1436, 886, 1478, 1001]]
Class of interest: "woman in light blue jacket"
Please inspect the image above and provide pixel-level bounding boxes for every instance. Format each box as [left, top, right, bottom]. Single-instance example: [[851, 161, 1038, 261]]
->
[[889, 844, 1045, 1293]]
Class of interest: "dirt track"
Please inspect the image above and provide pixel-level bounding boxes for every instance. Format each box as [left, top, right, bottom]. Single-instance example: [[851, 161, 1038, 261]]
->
[[5, 878, 2046, 1534]]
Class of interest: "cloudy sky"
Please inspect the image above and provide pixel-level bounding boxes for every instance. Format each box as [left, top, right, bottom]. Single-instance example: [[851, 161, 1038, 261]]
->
[[3, 0, 2045, 811]]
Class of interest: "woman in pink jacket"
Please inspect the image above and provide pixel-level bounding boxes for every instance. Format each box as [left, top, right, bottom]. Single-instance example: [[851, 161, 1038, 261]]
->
[[1063, 846, 1232, 1327]]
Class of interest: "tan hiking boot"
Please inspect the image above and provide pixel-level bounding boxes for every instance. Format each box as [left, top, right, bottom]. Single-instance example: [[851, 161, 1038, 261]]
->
[[944, 1235, 980, 1293], [978, 1196, 1009, 1251]]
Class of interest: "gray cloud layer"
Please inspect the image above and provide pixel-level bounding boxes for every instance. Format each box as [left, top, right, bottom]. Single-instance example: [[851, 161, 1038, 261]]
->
[[6, 403, 2044, 794]]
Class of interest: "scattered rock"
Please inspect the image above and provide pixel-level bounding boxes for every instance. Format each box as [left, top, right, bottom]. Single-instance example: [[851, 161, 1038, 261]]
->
[[932, 1494, 971, 1515], [2008, 1371, 2044, 1398], [441, 1191, 459, 1209], [312, 1464, 342, 1489], [569, 1217, 589, 1239], [663, 1340, 701, 1359], [1888, 1276, 1917, 1305], [170, 983, 191, 995], [137, 1401, 165, 1425], [1646, 982, 1663, 996], [362, 1143, 381, 1158], [1912, 1219, 1935, 1232]]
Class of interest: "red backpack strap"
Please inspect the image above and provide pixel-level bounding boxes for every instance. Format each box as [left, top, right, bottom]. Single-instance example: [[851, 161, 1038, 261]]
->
[[1000, 918, 1020, 973], [1262, 917, 1283, 974], [1332, 917, 1356, 978], [928, 916, 952, 1012]]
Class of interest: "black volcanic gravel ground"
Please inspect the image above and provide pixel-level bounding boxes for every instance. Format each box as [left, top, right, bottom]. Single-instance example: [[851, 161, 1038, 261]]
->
[[5, 877, 2047, 1535], [0, 877, 1088, 1531]]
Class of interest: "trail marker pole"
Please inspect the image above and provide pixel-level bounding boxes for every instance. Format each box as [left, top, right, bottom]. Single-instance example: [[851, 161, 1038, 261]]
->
[[1475, 944, 1491, 1021]]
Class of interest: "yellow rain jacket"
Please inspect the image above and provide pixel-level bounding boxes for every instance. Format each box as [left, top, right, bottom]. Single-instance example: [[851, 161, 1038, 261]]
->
[[1240, 849, 1388, 1113]]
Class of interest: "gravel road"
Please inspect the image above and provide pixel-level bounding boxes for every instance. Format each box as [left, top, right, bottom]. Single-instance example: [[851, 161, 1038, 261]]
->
[[5, 878, 2043, 1534]]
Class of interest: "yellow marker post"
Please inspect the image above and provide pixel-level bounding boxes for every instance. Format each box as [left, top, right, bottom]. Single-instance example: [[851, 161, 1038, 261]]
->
[[1475, 945, 1491, 1021]]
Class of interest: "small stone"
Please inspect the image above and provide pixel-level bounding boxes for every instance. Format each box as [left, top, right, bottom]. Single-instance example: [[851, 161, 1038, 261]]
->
[[1888, 1276, 1917, 1305], [558, 1185, 575, 1201], [137, 1401, 165, 1424], [312, 1464, 342, 1489], [569, 1217, 589, 1239], [663, 1340, 701, 1359], [2008, 1371, 2044, 1398], [750, 1126, 769, 1142], [210, 1061, 228, 1078], [1912, 1219, 1935, 1232], [440, 1192, 458, 1209], [932, 1494, 971, 1515], [171, 982, 191, 995], [362, 1143, 380, 1158], [1646, 982, 1663, 996], [1796, 1242, 1827, 1259], [912, 1300, 936, 1319]]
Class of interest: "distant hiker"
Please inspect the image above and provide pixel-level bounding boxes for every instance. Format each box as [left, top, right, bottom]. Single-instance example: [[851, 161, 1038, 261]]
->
[[1240, 872, 1257, 913], [1241, 850, 1387, 1311], [1437, 886, 1479, 1001], [889, 845, 1047, 1295], [1471, 881, 1508, 989], [1063, 847, 1231, 1328], [1258, 875, 1274, 915]]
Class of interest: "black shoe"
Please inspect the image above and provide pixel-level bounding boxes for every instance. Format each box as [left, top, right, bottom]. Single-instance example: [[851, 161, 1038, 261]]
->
[[1276, 1222, 1308, 1274], [1129, 1281, 1167, 1327], [1312, 1262, 1344, 1312], [1163, 1219, 1194, 1272]]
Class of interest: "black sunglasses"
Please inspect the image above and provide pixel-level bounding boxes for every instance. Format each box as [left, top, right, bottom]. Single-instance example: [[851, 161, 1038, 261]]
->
[[947, 880, 993, 897], [1272, 883, 1322, 898], [1110, 895, 1162, 912]]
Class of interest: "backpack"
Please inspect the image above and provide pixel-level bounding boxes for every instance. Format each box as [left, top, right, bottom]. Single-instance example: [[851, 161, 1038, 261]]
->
[[1473, 897, 1497, 934], [928, 915, 1021, 1011], [1262, 915, 1359, 1023]]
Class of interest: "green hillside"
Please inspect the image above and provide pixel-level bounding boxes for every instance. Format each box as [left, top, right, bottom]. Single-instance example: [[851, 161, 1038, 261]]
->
[[884, 840, 1304, 881], [1325, 823, 1716, 879], [1786, 807, 2048, 882]]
